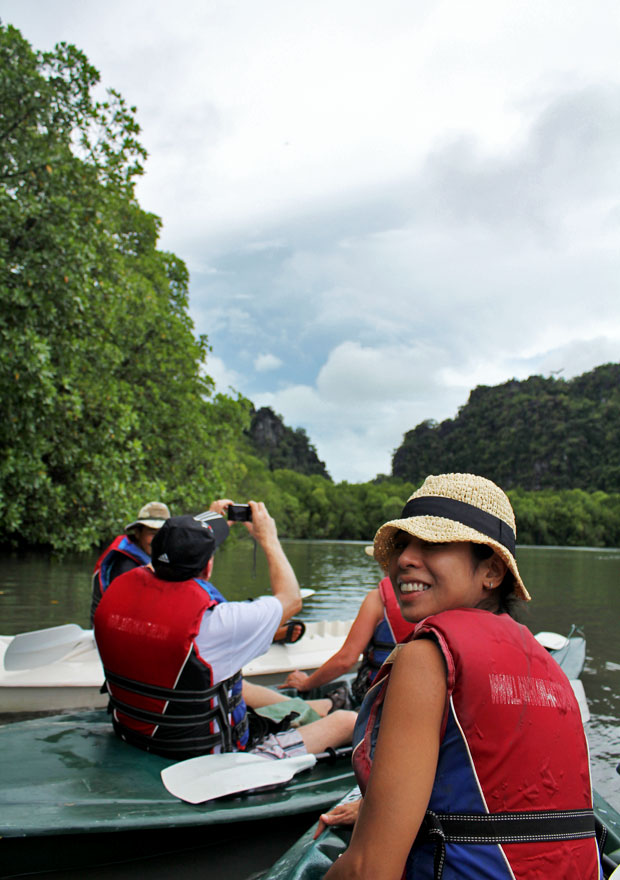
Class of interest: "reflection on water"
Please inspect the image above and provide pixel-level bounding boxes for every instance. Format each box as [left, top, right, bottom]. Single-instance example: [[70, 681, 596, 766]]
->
[[0, 539, 619, 808]]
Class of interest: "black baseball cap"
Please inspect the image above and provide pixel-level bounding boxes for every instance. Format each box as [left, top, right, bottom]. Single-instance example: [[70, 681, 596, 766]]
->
[[151, 512, 229, 581]]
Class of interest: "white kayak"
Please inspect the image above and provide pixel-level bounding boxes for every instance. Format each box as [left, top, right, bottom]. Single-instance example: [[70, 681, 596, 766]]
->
[[0, 620, 589, 722], [0, 618, 357, 713]]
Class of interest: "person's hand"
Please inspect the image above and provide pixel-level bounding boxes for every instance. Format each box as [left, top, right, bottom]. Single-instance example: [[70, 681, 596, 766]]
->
[[278, 670, 311, 691], [209, 498, 234, 520], [314, 799, 362, 839], [244, 501, 278, 545]]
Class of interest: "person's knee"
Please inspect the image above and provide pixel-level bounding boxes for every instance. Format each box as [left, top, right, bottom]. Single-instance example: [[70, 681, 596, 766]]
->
[[328, 709, 357, 736]]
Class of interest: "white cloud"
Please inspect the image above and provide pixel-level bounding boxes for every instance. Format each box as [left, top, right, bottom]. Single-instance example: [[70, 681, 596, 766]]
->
[[536, 338, 620, 381], [4, 0, 620, 481], [254, 353, 283, 372], [203, 355, 241, 395], [254, 341, 467, 481]]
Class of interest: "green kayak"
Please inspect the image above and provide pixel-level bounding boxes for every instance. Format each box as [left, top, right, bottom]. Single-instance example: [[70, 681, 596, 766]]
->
[[259, 787, 620, 879], [0, 709, 355, 876], [0, 626, 590, 876]]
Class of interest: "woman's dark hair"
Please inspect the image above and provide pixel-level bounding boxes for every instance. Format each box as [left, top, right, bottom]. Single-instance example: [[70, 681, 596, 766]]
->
[[470, 543, 523, 620]]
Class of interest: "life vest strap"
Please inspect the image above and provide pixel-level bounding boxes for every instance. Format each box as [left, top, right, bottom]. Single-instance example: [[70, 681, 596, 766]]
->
[[419, 809, 597, 880], [108, 695, 226, 727], [104, 668, 244, 707], [367, 640, 393, 663], [111, 704, 250, 756], [105, 667, 248, 753], [113, 720, 235, 756]]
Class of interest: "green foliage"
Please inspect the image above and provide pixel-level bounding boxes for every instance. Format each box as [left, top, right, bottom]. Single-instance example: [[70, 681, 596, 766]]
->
[[226, 458, 415, 542], [392, 364, 620, 492], [509, 488, 620, 548], [0, 23, 249, 551], [230, 455, 620, 548]]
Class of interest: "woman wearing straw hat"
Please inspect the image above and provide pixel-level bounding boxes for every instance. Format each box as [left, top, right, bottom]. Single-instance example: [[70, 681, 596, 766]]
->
[[321, 473, 601, 879]]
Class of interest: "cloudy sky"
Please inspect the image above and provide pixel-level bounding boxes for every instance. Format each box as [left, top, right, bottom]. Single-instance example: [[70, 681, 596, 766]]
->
[[4, 1, 620, 482]]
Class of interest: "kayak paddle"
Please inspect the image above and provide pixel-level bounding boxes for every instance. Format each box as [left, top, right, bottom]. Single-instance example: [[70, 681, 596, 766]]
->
[[300, 588, 315, 598], [3, 624, 95, 671], [162, 746, 353, 804]]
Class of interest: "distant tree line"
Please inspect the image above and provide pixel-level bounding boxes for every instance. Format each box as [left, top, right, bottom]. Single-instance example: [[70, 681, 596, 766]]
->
[[231, 468, 620, 550]]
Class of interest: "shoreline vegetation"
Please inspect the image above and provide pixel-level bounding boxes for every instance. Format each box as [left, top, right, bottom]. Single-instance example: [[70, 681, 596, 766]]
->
[[2, 23, 620, 555]]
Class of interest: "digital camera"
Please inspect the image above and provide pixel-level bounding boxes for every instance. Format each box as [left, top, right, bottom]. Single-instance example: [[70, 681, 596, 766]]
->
[[227, 503, 252, 522]]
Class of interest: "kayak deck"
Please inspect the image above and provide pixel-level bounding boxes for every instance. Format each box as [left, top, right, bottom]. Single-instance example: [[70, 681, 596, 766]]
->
[[0, 621, 583, 713], [0, 710, 355, 838]]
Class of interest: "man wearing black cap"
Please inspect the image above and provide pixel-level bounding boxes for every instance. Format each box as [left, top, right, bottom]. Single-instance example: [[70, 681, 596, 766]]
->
[[94, 500, 355, 759]]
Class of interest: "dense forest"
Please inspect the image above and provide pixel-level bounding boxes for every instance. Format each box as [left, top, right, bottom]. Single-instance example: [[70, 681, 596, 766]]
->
[[2, 22, 620, 554], [0, 22, 250, 551], [0, 23, 412, 552]]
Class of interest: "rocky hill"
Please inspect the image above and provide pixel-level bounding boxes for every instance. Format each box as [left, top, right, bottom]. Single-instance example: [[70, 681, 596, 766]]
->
[[392, 363, 620, 491], [247, 407, 331, 480]]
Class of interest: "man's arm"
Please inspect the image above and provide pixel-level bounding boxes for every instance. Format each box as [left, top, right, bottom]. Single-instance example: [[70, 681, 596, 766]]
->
[[245, 501, 302, 622]]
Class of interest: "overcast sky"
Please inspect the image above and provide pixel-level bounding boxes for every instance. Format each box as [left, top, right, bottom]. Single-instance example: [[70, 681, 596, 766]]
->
[[4, 0, 620, 481]]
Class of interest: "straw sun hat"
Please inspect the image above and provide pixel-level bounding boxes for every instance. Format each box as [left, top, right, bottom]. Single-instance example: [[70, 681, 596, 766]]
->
[[125, 501, 171, 533], [373, 473, 530, 601]]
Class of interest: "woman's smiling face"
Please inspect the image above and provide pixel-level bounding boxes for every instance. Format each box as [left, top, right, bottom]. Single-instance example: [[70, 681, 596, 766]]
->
[[388, 532, 494, 622]]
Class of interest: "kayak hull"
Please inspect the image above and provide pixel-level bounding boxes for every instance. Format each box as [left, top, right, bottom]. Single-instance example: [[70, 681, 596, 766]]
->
[[260, 788, 620, 880], [0, 708, 355, 875], [0, 621, 583, 714], [0, 620, 358, 714], [2, 812, 317, 878]]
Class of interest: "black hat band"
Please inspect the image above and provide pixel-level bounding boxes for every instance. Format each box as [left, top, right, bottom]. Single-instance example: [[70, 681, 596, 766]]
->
[[399, 496, 516, 556]]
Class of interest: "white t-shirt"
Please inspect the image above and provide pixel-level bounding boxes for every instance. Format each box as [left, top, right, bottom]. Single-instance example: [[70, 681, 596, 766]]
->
[[194, 595, 283, 684]]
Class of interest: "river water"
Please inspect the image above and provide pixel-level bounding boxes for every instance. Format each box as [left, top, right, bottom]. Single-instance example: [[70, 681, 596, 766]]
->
[[1, 539, 619, 870]]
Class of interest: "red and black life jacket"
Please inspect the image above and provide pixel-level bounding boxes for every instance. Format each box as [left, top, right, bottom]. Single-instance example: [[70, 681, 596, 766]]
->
[[352, 608, 601, 879], [91, 535, 151, 622], [94, 566, 249, 759], [351, 577, 417, 703]]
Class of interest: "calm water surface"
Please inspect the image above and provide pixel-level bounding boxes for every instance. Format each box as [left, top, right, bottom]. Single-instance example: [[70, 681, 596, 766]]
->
[[1, 539, 619, 812]]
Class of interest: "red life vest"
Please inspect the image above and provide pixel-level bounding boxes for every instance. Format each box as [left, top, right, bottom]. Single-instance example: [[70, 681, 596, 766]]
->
[[352, 608, 601, 879], [378, 576, 418, 642], [94, 566, 249, 759], [90, 535, 151, 623], [351, 578, 417, 703]]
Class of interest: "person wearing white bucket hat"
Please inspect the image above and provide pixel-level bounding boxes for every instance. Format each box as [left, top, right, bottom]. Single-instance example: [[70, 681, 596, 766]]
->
[[90, 501, 171, 623], [321, 473, 600, 880]]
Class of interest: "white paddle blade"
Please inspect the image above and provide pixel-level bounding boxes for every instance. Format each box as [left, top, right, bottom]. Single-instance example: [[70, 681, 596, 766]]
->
[[534, 631, 569, 651], [161, 752, 317, 804], [4, 624, 90, 671], [299, 589, 315, 599]]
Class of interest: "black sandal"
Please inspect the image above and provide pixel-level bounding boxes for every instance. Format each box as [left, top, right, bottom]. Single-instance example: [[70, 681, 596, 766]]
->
[[327, 684, 353, 713], [273, 619, 306, 644]]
